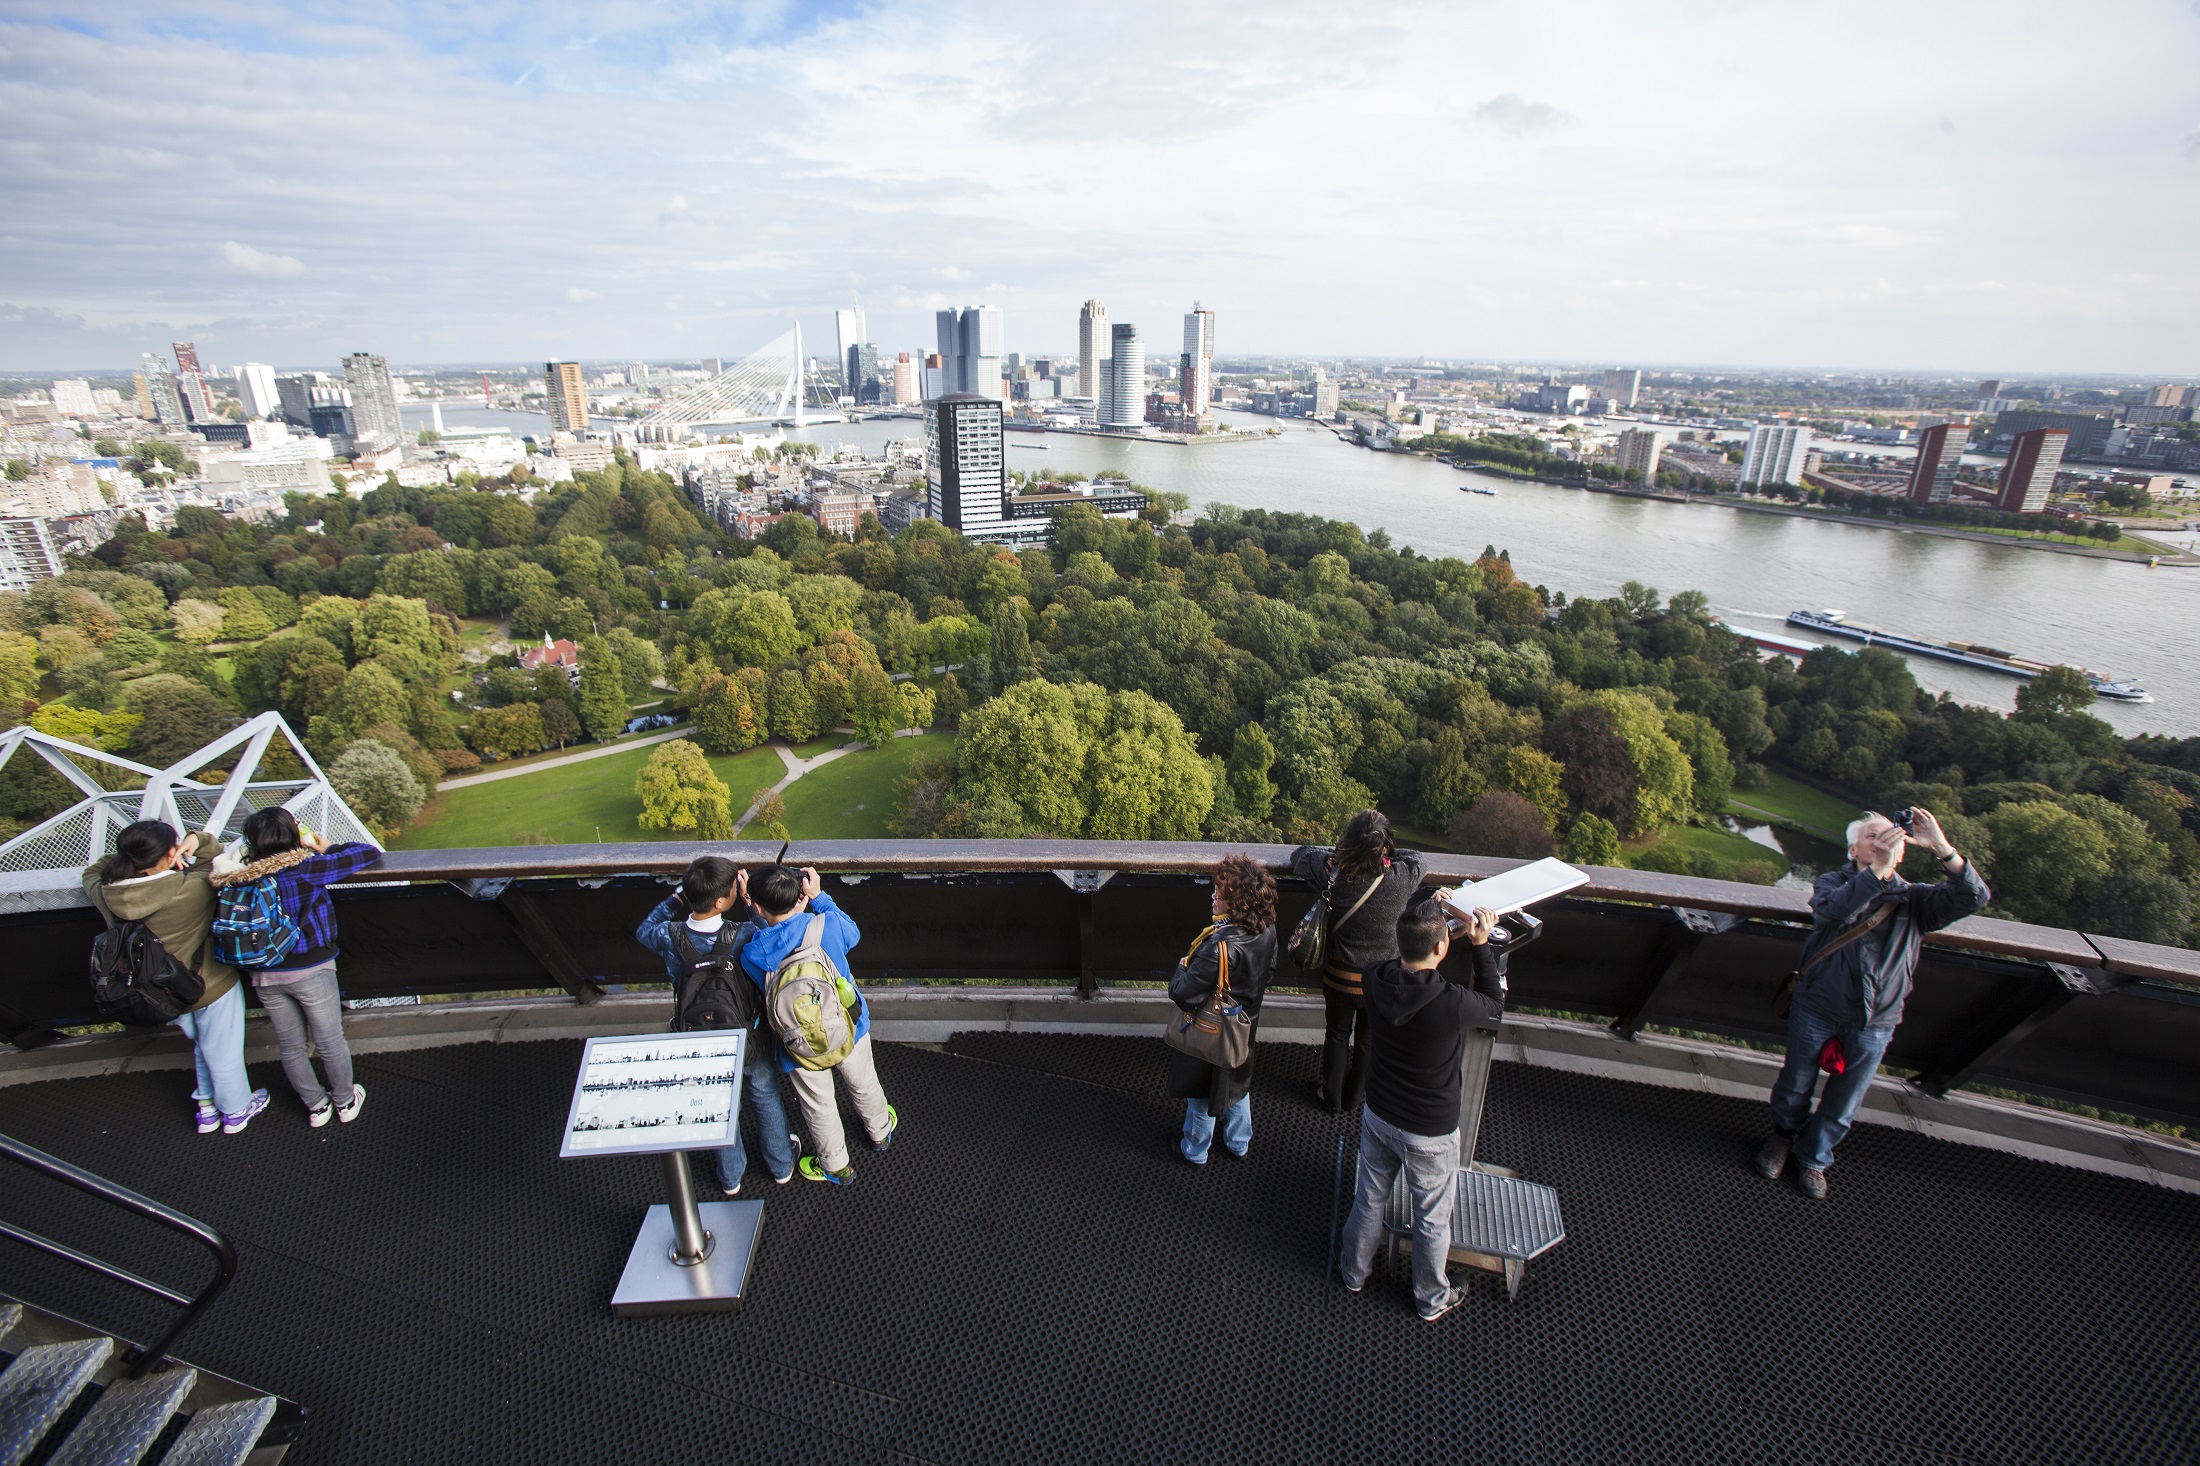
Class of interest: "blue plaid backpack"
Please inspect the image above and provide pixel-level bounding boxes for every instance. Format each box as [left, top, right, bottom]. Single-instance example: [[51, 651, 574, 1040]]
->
[[212, 877, 301, 970]]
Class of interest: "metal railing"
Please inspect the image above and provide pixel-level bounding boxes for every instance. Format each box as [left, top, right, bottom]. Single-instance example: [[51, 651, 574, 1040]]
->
[[0, 1131, 239, 1377], [3, 840, 2197, 1129]]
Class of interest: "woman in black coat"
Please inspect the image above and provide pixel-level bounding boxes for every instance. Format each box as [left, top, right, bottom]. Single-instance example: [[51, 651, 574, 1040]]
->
[[1292, 810, 1425, 1114], [1167, 852, 1279, 1165]]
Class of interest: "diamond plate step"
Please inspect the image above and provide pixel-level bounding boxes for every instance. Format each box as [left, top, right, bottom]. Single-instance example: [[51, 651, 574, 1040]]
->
[[0, 1336, 113, 1466], [0, 1306, 20, 1349], [157, 1397, 277, 1466], [47, 1367, 197, 1466]]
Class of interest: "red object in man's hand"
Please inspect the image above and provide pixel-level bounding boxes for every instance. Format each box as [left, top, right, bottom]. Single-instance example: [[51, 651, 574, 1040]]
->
[[1817, 1037, 1848, 1076]]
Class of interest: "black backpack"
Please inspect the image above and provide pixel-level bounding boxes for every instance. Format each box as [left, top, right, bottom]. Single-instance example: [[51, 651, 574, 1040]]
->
[[669, 922, 761, 1033], [89, 920, 206, 1027]]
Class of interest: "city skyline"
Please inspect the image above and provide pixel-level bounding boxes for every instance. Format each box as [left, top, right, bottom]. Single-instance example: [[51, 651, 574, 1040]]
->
[[0, 2, 2194, 375]]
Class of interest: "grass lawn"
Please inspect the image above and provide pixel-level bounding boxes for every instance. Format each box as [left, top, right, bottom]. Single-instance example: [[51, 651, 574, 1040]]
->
[[392, 741, 782, 849], [1626, 824, 1787, 882], [790, 733, 852, 760], [1726, 768, 1863, 843], [768, 732, 955, 840]]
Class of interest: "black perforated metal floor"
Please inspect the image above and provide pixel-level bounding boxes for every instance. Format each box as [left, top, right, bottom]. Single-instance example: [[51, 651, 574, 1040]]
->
[[2, 1032, 2195, 1464]]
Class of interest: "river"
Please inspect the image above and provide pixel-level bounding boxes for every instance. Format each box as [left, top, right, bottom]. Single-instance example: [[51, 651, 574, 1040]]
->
[[399, 403, 2193, 736]]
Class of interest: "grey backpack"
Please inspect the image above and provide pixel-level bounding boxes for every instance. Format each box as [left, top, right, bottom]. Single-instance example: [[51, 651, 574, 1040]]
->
[[764, 915, 858, 1071]]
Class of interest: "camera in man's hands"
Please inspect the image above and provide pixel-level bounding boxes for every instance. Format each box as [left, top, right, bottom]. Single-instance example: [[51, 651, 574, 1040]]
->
[[1889, 808, 1917, 834]]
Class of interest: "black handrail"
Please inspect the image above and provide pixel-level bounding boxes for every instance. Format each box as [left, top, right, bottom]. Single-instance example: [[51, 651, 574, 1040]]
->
[[0, 1131, 237, 1378]]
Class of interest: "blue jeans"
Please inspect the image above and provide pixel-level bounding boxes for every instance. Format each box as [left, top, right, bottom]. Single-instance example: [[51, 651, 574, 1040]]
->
[[1769, 1006, 1895, 1173], [1179, 1094, 1251, 1163], [173, 982, 252, 1116], [715, 1037, 796, 1190], [1339, 1107, 1463, 1315]]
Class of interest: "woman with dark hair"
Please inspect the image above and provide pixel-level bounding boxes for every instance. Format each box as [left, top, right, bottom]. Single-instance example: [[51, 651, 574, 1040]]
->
[[211, 807, 381, 1126], [1166, 852, 1279, 1164], [84, 819, 267, 1134], [1292, 810, 1425, 1114]]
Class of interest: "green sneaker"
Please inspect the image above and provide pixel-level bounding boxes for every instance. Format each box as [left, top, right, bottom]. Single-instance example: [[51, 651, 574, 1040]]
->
[[798, 1156, 855, 1186], [874, 1104, 899, 1152]]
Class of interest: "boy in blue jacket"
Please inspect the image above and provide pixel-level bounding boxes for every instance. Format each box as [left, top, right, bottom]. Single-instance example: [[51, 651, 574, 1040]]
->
[[634, 856, 798, 1194], [740, 864, 898, 1185]]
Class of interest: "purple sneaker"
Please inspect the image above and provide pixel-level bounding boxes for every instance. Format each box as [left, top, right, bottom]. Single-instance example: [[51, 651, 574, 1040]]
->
[[222, 1089, 271, 1135], [195, 1102, 220, 1135]]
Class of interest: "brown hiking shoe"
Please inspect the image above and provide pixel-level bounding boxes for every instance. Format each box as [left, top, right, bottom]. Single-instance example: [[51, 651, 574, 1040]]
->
[[1753, 1134, 1792, 1179], [1799, 1167, 1829, 1201]]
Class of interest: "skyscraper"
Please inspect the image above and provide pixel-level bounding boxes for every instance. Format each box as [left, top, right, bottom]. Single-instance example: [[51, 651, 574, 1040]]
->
[[1078, 300, 1109, 402], [544, 360, 589, 434], [892, 353, 918, 406], [1905, 421, 1968, 504], [172, 341, 203, 376], [926, 393, 1006, 536], [1103, 323, 1145, 428], [1601, 369, 1642, 409], [1739, 423, 1812, 487], [140, 352, 184, 425], [1615, 427, 1663, 482], [1180, 304, 1217, 420], [935, 307, 1004, 398], [238, 362, 280, 420], [343, 353, 404, 448], [176, 371, 215, 423], [2145, 384, 2186, 408], [1995, 428, 2066, 514], [834, 308, 866, 374], [848, 344, 882, 405]]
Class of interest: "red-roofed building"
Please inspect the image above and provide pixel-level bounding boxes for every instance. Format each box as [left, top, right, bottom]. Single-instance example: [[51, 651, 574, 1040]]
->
[[519, 636, 579, 680]]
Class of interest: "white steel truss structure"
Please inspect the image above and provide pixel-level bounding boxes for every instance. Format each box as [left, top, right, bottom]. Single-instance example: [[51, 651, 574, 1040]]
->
[[0, 712, 380, 886]]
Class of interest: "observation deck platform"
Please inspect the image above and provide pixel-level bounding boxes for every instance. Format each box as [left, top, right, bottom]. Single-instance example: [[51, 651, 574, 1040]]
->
[[3, 1030, 2195, 1464]]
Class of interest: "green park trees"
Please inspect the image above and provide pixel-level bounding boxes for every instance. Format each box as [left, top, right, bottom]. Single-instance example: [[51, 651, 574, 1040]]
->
[[951, 678, 1212, 839], [635, 739, 734, 840]]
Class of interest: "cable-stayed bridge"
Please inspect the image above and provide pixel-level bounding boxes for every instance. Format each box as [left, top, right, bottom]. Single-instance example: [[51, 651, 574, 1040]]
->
[[636, 323, 842, 440]]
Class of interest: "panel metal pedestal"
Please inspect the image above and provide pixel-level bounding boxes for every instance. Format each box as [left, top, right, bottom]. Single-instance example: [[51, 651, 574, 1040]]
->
[[610, 1152, 764, 1317]]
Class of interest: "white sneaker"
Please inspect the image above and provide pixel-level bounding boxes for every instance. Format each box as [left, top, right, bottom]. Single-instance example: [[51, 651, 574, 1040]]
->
[[307, 1100, 334, 1128], [336, 1084, 366, 1123]]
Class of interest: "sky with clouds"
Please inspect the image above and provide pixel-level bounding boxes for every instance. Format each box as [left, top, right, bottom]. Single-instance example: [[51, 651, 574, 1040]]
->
[[1, 0, 2196, 376]]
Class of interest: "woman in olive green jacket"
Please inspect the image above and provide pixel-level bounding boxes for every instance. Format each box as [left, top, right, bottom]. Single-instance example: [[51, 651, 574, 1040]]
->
[[84, 819, 267, 1133]]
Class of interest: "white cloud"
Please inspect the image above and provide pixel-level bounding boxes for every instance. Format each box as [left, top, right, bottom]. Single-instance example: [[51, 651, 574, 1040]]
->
[[1471, 93, 1573, 135], [0, 2, 2193, 372], [567, 287, 600, 302], [215, 241, 305, 279]]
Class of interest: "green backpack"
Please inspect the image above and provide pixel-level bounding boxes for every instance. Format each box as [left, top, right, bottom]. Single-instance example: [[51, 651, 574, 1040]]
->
[[764, 914, 859, 1071]]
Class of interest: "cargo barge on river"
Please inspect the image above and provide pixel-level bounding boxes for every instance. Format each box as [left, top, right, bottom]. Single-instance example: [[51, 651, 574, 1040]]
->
[[1785, 609, 2150, 701]]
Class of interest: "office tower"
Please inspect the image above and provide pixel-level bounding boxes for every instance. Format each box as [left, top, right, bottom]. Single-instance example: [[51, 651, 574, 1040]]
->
[[1180, 304, 1216, 419], [1995, 428, 2067, 514], [237, 363, 280, 420], [922, 353, 945, 400], [1100, 323, 1146, 428], [172, 341, 203, 376], [843, 344, 881, 404], [1615, 427, 1663, 482], [630, 361, 650, 385], [1311, 370, 1340, 419], [834, 308, 866, 376], [891, 353, 918, 406], [277, 373, 356, 447], [935, 306, 1004, 398], [343, 353, 404, 448], [48, 380, 96, 416], [544, 360, 589, 434], [0, 518, 63, 593], [2146, 384, 2188, 408], [1738, 423, 1812, 487], [1601, 369, 1642, 409], [1078, 300, 1109, 401], [176, 370, 215, 423], [1978, 379, 2003, 401], [1905, 421, 1969, 504], [925, 393, 1006, 535], [140, 352, 185, 425]]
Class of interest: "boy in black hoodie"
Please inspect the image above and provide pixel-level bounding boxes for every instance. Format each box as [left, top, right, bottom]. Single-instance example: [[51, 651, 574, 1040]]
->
[[1337, 891, 1506, 1322]]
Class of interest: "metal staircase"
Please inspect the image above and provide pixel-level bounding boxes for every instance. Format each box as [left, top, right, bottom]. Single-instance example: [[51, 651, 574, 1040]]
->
[[0, 1134, 301, 1465]]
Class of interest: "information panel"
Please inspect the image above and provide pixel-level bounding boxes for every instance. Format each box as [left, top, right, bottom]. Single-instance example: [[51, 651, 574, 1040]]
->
[[558, 1030, 747, 1159]]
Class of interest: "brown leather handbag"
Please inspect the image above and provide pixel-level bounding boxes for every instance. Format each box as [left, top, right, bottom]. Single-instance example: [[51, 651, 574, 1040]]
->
[[1163, 934, 1254, 1069]]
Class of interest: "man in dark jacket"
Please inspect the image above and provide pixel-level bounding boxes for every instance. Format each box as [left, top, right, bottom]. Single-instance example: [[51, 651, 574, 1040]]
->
[[1337, 894, 1505, 1323], [1756, 807, 1988, 1200]]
